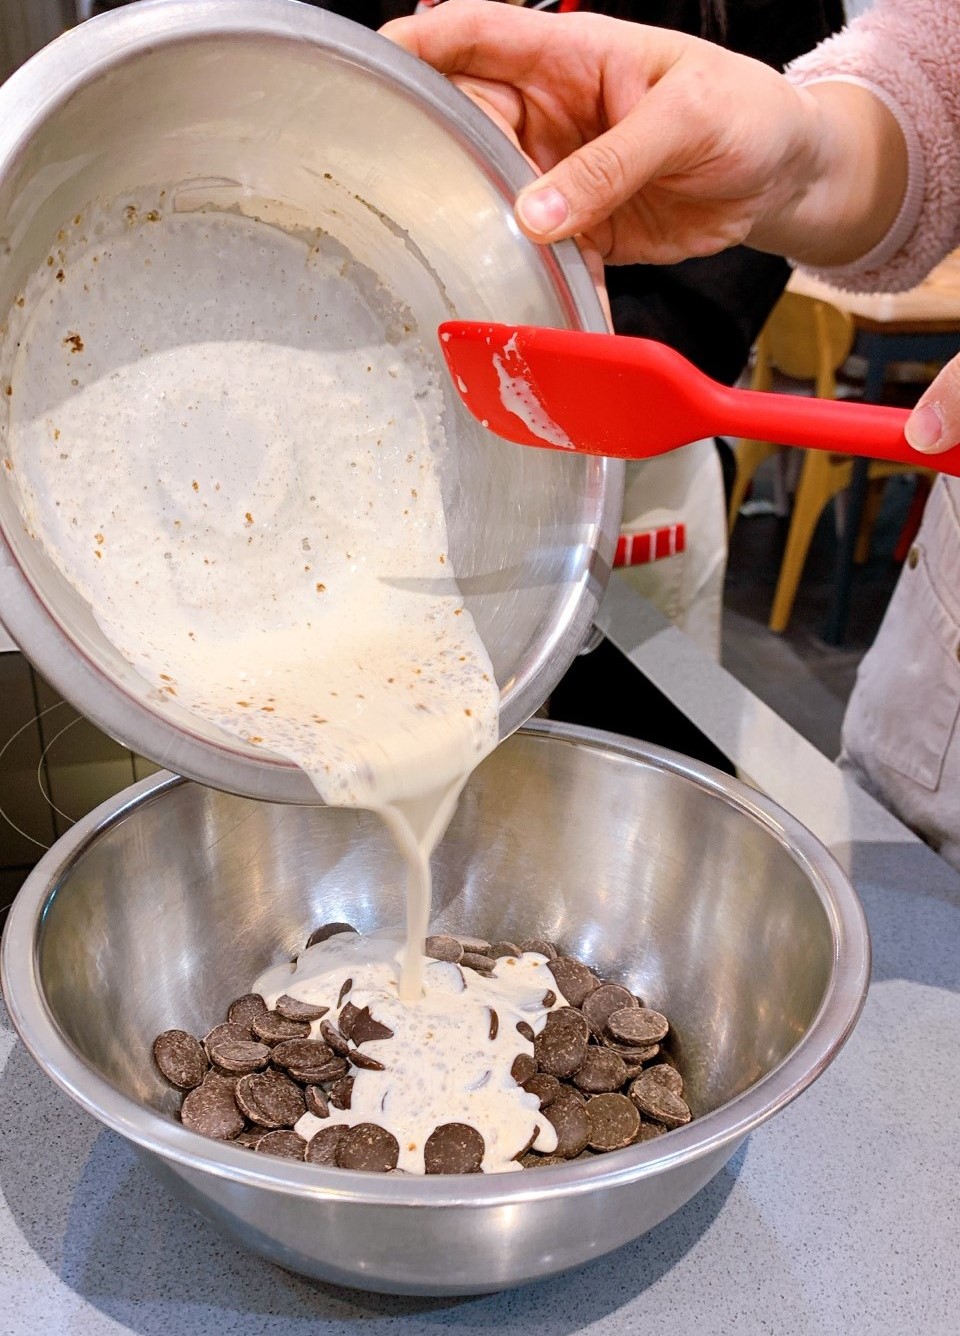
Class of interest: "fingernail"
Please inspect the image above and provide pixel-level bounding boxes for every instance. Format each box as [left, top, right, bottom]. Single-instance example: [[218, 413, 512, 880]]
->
[[516, 186, 569, 236], [905, 401, 944, 453]]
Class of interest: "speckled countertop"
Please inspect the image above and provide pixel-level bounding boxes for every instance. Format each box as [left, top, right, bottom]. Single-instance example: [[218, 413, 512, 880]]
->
[[2, 578, 959, 1334]]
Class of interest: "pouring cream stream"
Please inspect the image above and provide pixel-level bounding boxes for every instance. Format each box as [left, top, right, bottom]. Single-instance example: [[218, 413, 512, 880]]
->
[[0, 201, 500, 1002]]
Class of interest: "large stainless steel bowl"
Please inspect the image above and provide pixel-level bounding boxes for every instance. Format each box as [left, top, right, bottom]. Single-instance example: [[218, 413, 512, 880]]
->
[[0, 0, 621, 802], [1, 722, 870, 1296]]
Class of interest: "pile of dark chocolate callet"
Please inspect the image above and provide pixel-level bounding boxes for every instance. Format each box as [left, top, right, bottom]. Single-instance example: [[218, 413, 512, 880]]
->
[[152, 922, 692, 1173]]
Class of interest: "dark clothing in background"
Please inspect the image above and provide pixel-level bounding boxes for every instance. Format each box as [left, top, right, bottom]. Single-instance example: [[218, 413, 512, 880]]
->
[[304, 2, 415, 24], [581, 1, 845, 73], [581, 0, 846, 383]]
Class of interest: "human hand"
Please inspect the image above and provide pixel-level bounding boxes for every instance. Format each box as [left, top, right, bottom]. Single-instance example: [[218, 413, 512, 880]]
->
[[382, 2, 905, 269], [905, 356, 960, 455]]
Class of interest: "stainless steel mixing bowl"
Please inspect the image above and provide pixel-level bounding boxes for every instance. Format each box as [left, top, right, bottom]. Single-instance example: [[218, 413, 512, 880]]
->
[[1, 722, 870, 1296], [0, 0, 621, 802]]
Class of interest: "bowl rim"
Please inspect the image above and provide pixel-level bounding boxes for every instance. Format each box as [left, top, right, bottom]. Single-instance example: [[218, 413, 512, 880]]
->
[[1, 719, 871, 1208], [0, 0, 623, 804]]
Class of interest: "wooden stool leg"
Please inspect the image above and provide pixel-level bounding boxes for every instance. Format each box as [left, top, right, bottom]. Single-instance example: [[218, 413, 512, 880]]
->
[[728, 439, 780, 535], [893, 476, 933, 564], [769, 454, 849, 633], [854, 478, 886, 565]]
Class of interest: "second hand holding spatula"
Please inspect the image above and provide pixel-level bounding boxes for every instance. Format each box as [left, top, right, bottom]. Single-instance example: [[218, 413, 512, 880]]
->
[[437, 321, 960, 476]]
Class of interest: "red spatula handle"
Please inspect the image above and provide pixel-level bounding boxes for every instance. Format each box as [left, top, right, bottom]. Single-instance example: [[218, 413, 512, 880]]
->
[[716, 383, 959, 476]]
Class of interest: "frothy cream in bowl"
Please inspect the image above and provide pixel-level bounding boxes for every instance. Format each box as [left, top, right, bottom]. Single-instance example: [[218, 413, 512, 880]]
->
[[1, 198, 502, 1006]]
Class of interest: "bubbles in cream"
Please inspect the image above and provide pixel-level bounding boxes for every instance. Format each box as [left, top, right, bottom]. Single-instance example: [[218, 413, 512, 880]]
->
[[493, 332, 575, 450], [0, 197, 499, 1002]]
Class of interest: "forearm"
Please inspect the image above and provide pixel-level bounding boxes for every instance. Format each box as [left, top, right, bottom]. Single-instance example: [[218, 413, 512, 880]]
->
[[748, 81, 909, 269]]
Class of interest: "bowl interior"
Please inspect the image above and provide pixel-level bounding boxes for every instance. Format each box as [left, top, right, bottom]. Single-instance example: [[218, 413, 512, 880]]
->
[[31, 728, 836, 1127], [0, 3, 617, 781]]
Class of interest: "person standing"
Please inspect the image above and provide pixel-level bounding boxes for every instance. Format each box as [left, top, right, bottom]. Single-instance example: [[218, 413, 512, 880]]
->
[[383, 0, 960, 864]]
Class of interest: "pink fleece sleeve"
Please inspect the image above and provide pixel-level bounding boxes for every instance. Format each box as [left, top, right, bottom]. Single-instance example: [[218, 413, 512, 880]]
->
[[786, 0, 960, 293]]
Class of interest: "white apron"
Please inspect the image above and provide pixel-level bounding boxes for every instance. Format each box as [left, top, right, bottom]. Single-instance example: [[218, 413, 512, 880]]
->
[[617, 438, 728, 659], [840, 476, 960, 867]]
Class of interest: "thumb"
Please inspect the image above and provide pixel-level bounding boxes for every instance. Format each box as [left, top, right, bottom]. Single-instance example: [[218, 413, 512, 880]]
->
[[905, 355, 960, 454], [513, 89, 686, 245], [514, 119, 648, 244]]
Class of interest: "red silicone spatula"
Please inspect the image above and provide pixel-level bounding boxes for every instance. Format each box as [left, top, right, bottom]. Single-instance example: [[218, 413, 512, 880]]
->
[[438, 321, 960, 477]]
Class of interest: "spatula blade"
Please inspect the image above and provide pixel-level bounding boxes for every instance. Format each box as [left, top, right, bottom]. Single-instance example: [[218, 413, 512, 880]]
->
[[437, 321, 703, 458]]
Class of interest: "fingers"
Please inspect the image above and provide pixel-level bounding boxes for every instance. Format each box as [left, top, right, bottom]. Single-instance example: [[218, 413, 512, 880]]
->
[[577, 241, 612, 330], [381, 3, 547, 78], [449, 74, 525, 142], [905, 356, 960, 454], [513, 79, 694, 245]]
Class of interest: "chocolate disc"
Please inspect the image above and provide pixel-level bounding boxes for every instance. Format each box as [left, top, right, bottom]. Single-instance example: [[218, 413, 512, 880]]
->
[[206, 1037, 272, 1075], [255, 1129, 307, 1160], [642, 1062, 684, 1096], [572, 1047, 628, 1094], [304, 922, 357, 950], [604, 1040, 660, 1064], [516, 1020, 535, 1043], [522, 1072, 561, 1109], [336, 1122, 400, 1172], [251, 1010, 312, 1044], [519, 1151, 569, 1168], [517, 939, 557, 960], [226, 993, 270, 1029], [629, 1071, 692, 1128], [511, 1052, 537, 1085], [319, 1019, 351, 1057], [234, 1070, 306, 1129], [270, 1038, 337, 1082], [200, 1070, 240, 1093], [305, 1085, 330, 1118], [180, 1076, 244, 1140], [534, 1008, 589, 1078], [328, 1076, 354, 1110], [347, 1048, 385, 1072], [490, 942, 521, 959], [585, 1092, 640, 1151], [581, 984, 637, 1038], [425, 934, 463, 963], [460, 951, 495, 975], [606, 1006, 669, 1047], [543, 1088, 589, 1159], [337, 1001, 362, 1039], [512, 1127, 540, 1160], [349, 1006, 394, 1045], [203, 1022, 255, 1053], [309, 1057, 351, 1084], [546, 957, 600, 1008], [153, 1030, 208, 1090], [305, 1125, 345, 1165], [455, 936, 492, 954], [275, 994, 329, 1023], [424, 1122, 485, 1174]]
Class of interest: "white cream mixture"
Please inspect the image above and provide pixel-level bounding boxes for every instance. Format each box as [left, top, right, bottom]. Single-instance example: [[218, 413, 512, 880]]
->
[[256, 929, 561, 1173], [0, 198, 554, 1168]]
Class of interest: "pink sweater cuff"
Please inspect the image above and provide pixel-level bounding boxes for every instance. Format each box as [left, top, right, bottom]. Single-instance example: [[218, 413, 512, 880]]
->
[[786, 10, 960, 293]]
